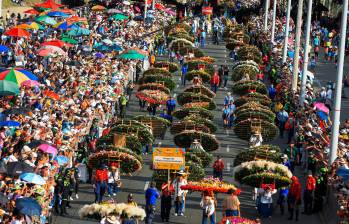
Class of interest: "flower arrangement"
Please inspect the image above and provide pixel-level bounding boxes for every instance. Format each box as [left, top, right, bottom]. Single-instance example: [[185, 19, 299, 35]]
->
[[88, 151, 142, 174], [154, 61, 179, 73], [79, 203, 146, 220], [138, 75, 176, 91], [238, 0, 261, 9], [183, 114, 217, 133], [186, 152, 203, 167], [185, 60, 215, 75], [233, 118, 279, 142], [235, 107, 275, 123], [96, 134, 143, 155], [110, 124, 154, 146], [168, 38, 195, 51], [235, 101, 270, 112], [172, 107, 214, 120], [234, 92, 272, 107], [226, 39, 246, 50], [242, 172, 292, 188], [232, 80, 268, 95], [177, 92, 216, 110], [174, 130, 219, 152], [185, 70, 212, 83], [143, 68, 172, 77], [232, 60, 259, 70], [186, 161, 205, 181], [234, 160, 292, 182], [252, 144, 281, 152], [237, 45, 262, 63], [183, 85, 216, 98], [170, 120, 210, 135], [168, 33, 195, 43], [134, 115, 171, 138], [96, 146, 143, 164], [232, 63, 260, 81], [137, 83, 170, 95], [179, 46, 205, 57], [190, 144, 213, 168], [219, 216, 258, 224], [168, 27, 188, 36], [136, 89, 169, 105], [233, 149, 283, 166], [195, 56, 216, 64], [181, 177, 237, 193], [183, 102, 211, 109]]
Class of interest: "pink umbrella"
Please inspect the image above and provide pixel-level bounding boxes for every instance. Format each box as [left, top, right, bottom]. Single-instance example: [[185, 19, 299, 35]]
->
[[314, 102, 329, 114], [38, 144, 58, 156], [134, 6, 140, 13], [164, 8, 176, 16], [21, 80, 40, 87]]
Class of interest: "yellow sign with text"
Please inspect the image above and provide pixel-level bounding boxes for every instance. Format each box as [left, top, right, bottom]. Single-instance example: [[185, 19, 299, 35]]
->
[[152, 147, 186, 170]]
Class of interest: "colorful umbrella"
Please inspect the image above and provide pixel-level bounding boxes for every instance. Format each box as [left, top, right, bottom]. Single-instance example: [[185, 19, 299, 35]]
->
[[37, 49, 56, 57], [16, 24, 33, 30], [0, 68, 38, 85], [67, 27, 90, 36], [35, 15, 57, 25], [38, 46, 66, 56], [67, 16, 87, 24], [61, 37, 78, 44], [314, 102, 329, 114], [15, 197, 42, 216], [92, 5, 106, 11], [0, 45, 10, 53], [54, 21, 69, 30], [35, 0, 63, 10], [21, 80, 40, 87], [2, 107, 31, 115], [20, 173, 46, 185], [7, 162, 33, 176], [47, 11, 69, 17], [38, 144, 58, 156], [0, 120, 21, 127], [102, 39, 113, 45], [54, 155, 68, 166], [118, 49, 146, 60], [107, 8, 122, 14], [28, 22, 42, 30], [109, 13, 128, 21], [24, 9, 39, 15], [43, 90, 60, 100], [0, 80, 19, 96], [41, 39, 73, 48], [95, 52, 105, 59], [4, 28, 30, 38]]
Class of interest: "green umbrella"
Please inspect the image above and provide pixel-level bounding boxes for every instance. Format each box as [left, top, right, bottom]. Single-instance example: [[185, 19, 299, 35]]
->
[[67, 28, 90, 36], [109, 13, 128, 21], [0, 80, 20, 96], [61, 37, 78, 44], [118, 50, 146, 60], [35, 15, 57, 25]]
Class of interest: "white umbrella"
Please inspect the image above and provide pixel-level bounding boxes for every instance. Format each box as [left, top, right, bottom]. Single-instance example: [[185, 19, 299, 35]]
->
[[102, 39, 113, 45], [123, 1, 130, 5]]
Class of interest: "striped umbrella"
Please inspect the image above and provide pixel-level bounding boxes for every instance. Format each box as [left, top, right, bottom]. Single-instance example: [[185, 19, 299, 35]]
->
[[0, 69, 38, 86]]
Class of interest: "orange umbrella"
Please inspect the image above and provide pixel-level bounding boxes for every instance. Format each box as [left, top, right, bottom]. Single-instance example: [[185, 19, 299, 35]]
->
[[24, 9, 39, 15], [59, 8, 75, 14], [43, 90, 60, 100], [91, 5, 106, 11], [67, 16, 87, 24], [16, 24, 33, 30], [35, 0, 63, 10], [4, 28, 30, 38], [130, 47, 148, 56]]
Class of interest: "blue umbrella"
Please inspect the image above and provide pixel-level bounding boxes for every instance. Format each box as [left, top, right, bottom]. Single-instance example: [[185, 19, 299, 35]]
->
[[15, 197, 42, 216], [316, 111, 328, 121], [95, 52, 105, 59], [111, 44, 123, 51], [0, 120, 21, 127], [47, 11, 69, 17], [20, 173, 46, 185], [336, 167, 349, 181], [53, 155, 68, 166], [0, 45, 10, 53], [68, 24, 80, 29], [55, 21, 69, 30]]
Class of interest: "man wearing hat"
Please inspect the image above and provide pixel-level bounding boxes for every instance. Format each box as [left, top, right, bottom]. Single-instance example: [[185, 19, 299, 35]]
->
[[172, 170, 188, 216]]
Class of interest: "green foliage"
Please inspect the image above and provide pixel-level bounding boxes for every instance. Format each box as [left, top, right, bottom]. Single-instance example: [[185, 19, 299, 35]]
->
[[185, 70, 211, 83], [110, 124, 154, 146], [185, 153, 203, 167], [143, 68, 172, 77], [96, 134, 143, 155], [178, 47, 205, 57], [138, 75, 176, 91], [232, 80, 267, 95], [174, 130, 219, 152], [237, 45, 262, 63], [231, 64, 259, 81], [170, 121, 210, 135], [183, 115, 217, 133], [234, 92, 272, 107], [183, 85, 216, 98], [154, 61, 179, 73], [177, 92, 216, 110], [137, 83, 171, 95], [233, 119, 279, 142], [242, 173, 292, 188], [172, 107, 214, 120], [233, 149, 283, 166], [186, 161, 205, 181], [184, 60, 215, 75]]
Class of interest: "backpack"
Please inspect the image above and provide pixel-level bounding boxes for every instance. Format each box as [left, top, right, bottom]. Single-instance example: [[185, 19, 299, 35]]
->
[[285, 117, 294, 130]]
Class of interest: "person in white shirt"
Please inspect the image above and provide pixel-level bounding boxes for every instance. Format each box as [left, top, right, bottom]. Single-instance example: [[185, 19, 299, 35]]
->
[[200, 195, 215, 224], [258, 186, 277, 218], [172, 171, 188, 216], [107, 164, 121, 196]]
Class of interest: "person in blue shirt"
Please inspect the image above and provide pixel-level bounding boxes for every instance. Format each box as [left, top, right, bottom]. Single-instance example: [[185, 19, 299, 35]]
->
[[166, 96, 176, 115], [181, 64, 188, 86], [277, 109, 289, 138], [228, 100, 236, 127], [222, 105, 230, 128], [145, 181, 160, 224], [268, 84, 276, 100], [277, 186, 289, 215], [224, 92, 234, 106]]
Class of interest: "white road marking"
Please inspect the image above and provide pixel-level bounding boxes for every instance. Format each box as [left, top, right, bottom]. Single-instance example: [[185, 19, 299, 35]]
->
[[225, 129, 230, 136], [227, 162, 230, 172], [144, 181, 149, 191], [226, 145, 230, 152], [158, 142, 162, 146]]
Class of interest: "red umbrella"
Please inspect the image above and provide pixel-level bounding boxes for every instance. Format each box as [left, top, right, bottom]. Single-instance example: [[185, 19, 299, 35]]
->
[[35, 0, 63, 10], [24, 9, 39, 15], [4, 28, 30, 38], [43, 90, 60, 100], [155, 3, 165, 10], [41, 40, 73, 48]]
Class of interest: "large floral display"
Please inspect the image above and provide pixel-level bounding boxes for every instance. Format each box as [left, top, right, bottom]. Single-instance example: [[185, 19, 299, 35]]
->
[[181, 177, 238, 193]]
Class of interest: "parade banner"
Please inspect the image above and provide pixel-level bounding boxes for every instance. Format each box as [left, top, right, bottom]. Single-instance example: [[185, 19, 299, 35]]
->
[[152, 147, 185, 170]]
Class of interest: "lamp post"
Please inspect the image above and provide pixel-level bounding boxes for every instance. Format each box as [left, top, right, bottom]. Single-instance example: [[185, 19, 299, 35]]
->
[[329, 0, 349, 165], [291, 0, 304, 91], [264, 0, 270, 31], [282, 0, 291, 63], [271, 0, 277, 43], [144, 0, 147, 22], [299, 0, 313, 106]]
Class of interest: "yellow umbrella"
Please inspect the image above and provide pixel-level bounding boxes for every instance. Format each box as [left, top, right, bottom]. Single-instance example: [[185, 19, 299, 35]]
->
[[29, 22, 40, 30]]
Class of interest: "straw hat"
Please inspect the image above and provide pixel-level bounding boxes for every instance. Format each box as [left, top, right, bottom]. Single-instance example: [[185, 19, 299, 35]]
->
[[106, 215, 118, 224]]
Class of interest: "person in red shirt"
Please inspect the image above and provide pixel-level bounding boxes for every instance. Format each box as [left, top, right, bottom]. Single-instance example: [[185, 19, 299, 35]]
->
[[288, 176, 302, 221], [161, 180, 174, 222], [213, 156, 225, 180], [210, 72, 220, 93], [303, 171, 316, 215], [94, 164, 108, 203]]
